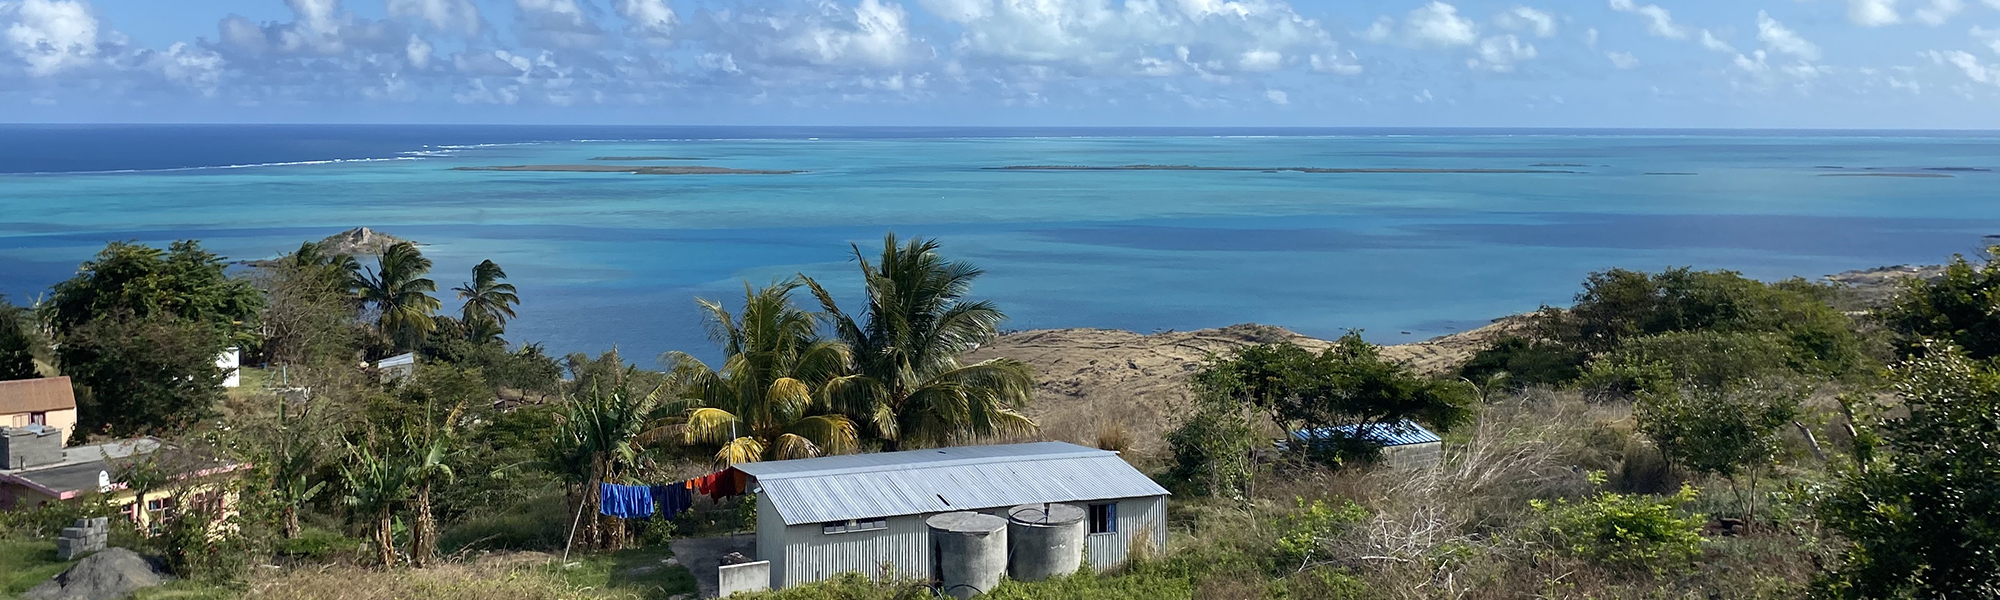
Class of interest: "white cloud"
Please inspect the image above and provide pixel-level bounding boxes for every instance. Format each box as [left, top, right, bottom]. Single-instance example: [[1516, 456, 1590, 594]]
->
[[405, 34, 432, 68], [1404, 2, 1479, 47], [1608, 0, 1685, 40], [927, 0, 1346, 77], [1757, 11, 1819, 61], [1264, 89, 1287, 104], [1472, 33, 1535, 71], [387, 0, 481, 36], [1496, 6, 1555, 38], [1915, 0, 1964, 25], [1849, 0, 1900, 26], [615, 0, 676, 39], [1975, 25, 2000, 54], [1927, 48, 1993, 83], [1607, 50, 1638, 69], [3, 0, 99, 76], [705, 0, 925, 70], [152, 41, 222, 92], [515, 0, 605, 48], [1584, 27, 1597, 48], [1698, 29, 1734, 53]]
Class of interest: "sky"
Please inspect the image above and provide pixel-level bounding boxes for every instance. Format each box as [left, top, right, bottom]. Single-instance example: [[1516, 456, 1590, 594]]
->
[[2, 0, 1999, 127]]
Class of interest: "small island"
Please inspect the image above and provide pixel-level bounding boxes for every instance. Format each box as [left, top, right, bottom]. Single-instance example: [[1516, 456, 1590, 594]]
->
[[589, 156, 707, 161], [988, 164, 1576, 174], [453, 164, 801, 175], [1820, 172, 1954, 178]]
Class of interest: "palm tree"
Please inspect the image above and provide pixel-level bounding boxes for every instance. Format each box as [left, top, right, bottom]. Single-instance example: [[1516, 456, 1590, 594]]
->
[[354, 242, 441, 352], [552, 380, 666, 552], [286, 241, 360, 280], [452, 260, 519, 331], [340, 441, 411, 568], [802, 234, 1037, 451], [665, 279, 858, 466]]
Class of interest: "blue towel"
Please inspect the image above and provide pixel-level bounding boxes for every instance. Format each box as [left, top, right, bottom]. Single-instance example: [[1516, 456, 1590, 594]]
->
[[599, 483, 654, 519]]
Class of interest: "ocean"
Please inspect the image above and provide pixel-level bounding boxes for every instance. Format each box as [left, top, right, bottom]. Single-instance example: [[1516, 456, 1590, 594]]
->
[[3, 124, 1997, 364]]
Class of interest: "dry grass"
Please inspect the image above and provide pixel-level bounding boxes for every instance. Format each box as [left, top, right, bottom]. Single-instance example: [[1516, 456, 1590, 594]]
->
[[244, 561, 593, 600]]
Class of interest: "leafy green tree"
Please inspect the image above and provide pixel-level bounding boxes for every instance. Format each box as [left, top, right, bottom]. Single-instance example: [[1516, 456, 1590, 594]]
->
[[452, 259, 520, 332], [1544, 267, 1867, 376], [0, 295, 37, 380], [804, 234, 1036, 450], [1816, 342, 2000, 598], [1580, 330, 1802, 396], [261, 398, 331, 539], [1165, 386, 1258, 499], [340, 441, 411, 568], [551, 381, 666, 551], [1195, 334, 1476, 464], [59, 313, 228, 435], [403, 399, 462, 568], [1634, 381, 1801, 524], [1881, 248, 2000, 360], [668, 279, 858, 465], [43, 240, 262, 341], [1456, 335, 1585, 390], [354, 242, 440, 353]]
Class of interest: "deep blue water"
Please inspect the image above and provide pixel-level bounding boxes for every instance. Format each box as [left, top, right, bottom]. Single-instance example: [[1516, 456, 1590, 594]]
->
[[3, 125, 1997, 364]]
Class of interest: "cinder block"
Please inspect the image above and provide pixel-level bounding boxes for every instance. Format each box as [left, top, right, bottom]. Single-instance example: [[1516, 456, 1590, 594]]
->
[[55, 538, 77, 560], [88, 517, 108, 531], [61, 527, 86, 539]]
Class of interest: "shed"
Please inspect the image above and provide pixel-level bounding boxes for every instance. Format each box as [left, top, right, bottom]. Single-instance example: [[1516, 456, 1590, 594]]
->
[[1292, 420, 1444, 469], [731, 441, 1169, 590], [0, 377, 78, 443]]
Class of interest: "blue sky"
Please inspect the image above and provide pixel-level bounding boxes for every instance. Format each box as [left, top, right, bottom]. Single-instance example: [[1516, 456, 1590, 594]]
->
[[3, 0, 1998, 126]]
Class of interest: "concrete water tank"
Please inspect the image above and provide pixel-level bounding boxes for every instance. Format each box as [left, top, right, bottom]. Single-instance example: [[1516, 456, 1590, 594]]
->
[[1006, 503, 1086, 581], [928, 511, 1008, 599]]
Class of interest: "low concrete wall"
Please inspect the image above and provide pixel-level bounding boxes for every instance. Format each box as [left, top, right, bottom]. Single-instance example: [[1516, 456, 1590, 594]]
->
[[718, 560, 771, 597]]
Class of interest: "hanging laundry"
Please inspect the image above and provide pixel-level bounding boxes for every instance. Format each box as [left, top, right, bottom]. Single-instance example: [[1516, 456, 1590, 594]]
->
[[598, 483, 655, 519], [651, 483, 694, 520]]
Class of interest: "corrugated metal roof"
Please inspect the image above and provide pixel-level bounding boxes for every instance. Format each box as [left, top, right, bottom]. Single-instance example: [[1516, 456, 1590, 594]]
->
[[1292, 420, 1442, 447], [734, 442, 1170, 526]]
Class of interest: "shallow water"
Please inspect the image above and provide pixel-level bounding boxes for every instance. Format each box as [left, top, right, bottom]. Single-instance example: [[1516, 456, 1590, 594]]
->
[[3, 125, 1997, 363]]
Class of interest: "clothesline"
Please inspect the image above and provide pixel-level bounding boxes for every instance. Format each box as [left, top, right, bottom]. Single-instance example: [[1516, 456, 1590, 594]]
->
[[598, 468, 748, 519]]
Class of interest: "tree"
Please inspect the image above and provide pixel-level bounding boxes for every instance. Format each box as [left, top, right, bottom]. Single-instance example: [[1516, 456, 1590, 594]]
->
[[1882, 248, 2000, 360], [403, 400, 461, 568], [1543, 267, 1866, 376], [1633, 381, 1801, 525], [59, 313, 229, 436], [667, 280, 858, 465], [1457, 335, 1585, 390], [261, 397, 331, 539], [354, 242, 440, 353], [452, 260, 520, 332], [1195, 334, 1477, 464], [0, 295, 37, 380], [1165, 386, 1257, 499], [340, 441, 411, 568], [43, 240, 262, 337], [255, 243, 362, 366], [803, 234, 1036, 450], [551, 381, 666, 552], [1579, 330, 1803, 396], [1816, 342, 2000, 598]]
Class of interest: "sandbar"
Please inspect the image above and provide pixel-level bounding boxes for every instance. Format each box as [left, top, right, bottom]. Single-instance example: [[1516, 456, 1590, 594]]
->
[[989, 164, 1575, 174]]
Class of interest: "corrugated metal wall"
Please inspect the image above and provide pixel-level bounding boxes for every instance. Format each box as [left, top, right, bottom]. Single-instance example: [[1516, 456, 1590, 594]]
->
[[777, 513, 932, 588], [1083, 496, 1166, 570], [765, 494, 1168, 589]]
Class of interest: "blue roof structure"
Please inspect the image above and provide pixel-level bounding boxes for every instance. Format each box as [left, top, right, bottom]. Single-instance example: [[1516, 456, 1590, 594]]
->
[[1291, 420, 1441, 447]]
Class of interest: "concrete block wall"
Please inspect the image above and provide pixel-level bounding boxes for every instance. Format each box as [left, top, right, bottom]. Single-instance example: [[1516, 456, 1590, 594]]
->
[[57, 517, 109, 560]]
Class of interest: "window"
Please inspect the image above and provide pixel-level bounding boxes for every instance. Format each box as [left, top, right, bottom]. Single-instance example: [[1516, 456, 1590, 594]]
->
[[1087, 503, 1117, 535], [822, 517, 889, 535], [28, 412, 45, 426]]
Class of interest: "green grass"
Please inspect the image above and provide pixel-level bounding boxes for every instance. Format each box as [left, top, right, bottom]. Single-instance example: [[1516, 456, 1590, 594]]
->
[[1, 538, 75, 596], [545, 545, 699, 600]]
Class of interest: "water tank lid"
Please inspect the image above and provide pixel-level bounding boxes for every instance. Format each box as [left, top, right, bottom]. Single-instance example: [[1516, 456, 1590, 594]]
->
[[927, 511, 1007, 534], [1008, 502, 1087, 526]]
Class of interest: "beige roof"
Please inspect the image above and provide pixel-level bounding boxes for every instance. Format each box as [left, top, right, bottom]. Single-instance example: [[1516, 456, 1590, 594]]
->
[[0, 376, 76, 415]]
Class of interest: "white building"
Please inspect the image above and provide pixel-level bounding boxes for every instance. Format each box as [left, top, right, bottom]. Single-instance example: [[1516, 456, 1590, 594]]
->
[[732, 441, 1170, 590]]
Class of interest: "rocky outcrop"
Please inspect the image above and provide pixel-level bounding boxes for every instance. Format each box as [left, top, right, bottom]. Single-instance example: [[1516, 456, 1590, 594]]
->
[[315, 227, 408, 256], [23, 547, 169, 600]]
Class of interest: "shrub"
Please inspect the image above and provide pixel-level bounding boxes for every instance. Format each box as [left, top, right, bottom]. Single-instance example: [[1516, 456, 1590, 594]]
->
[[1579, 331, 1802, 395], [1272, 497, 1369, 573], [1544, 268, 1869, 378], [1532, 476, 1706, 571], [1880, 248, 2000, 360], [1458, 336, 1587, 389], [1165, 389, 1257, 499], [1633, 381, 1802, 521]]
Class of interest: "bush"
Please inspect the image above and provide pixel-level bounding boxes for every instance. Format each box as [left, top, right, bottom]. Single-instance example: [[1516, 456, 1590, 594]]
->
[[1272, 497, 1369, 573], [1881, 248, 2000, 360], [1579, 331, 1803, 395], [278, 527, 361, 562], [1458, 336, 1587, 389], [1544, 268, 1869, 378], [1165, 389, 1257, 499], [1633, 381, 1802, 521], [1532, 476, 1706, 571]]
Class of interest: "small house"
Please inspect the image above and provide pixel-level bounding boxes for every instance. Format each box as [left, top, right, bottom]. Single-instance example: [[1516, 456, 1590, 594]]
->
[[0, 434, 249, 526], [732, 441, 1170, 590], [1, 376, 77, 443], [1292, 420, 1444, 469]]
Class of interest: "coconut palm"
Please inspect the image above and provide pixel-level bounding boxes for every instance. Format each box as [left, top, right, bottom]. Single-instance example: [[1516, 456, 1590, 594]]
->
[[354, 242, 440, 351], [802, 234, 1036, 451], [340, 442, 411, 568], [285, 241, 360, 280], [552, 379, 666, 552], [666, 279, 858, 466], [452, 260, 519, 328]]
